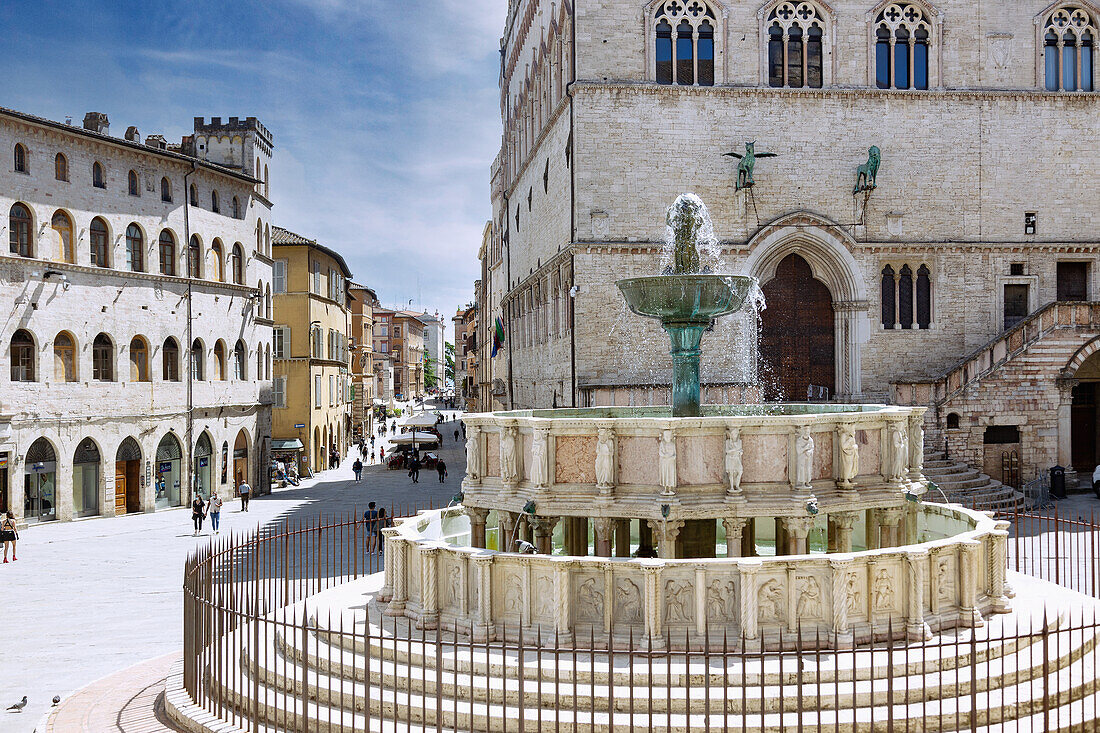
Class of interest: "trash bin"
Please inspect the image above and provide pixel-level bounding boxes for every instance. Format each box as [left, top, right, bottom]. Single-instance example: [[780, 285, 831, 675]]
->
[[1051, 465, 1066, 499]]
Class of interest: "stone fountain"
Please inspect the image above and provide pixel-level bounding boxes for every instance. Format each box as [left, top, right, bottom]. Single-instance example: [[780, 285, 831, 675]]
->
[[377, 194, 1010, 650]]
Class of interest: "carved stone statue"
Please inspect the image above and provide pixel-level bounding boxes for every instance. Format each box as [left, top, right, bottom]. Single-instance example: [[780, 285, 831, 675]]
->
[[796, 577, 822, 618], [759, 579, 785, 624], [576, 577, 604, 622], [886, 422, 907, 483], [665, 195, 704, 273], [664, 579, 694, 624], [595, 428, 614, 487], [872, 568, 894, 611], [500, 426, 518, 484], [908, 415, 924, 475], [725, 427, 743, 495], [465, 426, 480, 480], [793, 425, 814, 489], [854, 145, 881, 194], [616, 579, 642, 623], [706, 579, 737, 621], [659, 429, 677, 493], [837, 423, 859, 488], [449, 564, 463, 606], [530, 429, 548, 487]]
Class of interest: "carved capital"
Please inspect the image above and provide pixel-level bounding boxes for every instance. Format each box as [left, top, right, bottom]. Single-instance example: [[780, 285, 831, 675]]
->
[[783, 516, 816, 539], [879, 507, 905, 527], [832, 510, 860, 531]]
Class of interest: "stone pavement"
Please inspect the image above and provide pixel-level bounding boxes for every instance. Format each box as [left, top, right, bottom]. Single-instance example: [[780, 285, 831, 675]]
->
[[1, 400, 464, 733]]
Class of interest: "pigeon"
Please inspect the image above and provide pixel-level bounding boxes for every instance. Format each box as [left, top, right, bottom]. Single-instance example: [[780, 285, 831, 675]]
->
[[6, 696, 26, 712], [52, 695, 61, 706]]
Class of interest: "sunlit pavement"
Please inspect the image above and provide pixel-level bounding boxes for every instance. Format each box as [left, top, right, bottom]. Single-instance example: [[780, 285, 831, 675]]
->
[[1, 399, 464, 732]]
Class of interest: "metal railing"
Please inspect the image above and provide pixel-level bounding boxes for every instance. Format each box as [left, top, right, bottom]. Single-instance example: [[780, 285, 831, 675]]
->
[[182, 505, 1100, 732]]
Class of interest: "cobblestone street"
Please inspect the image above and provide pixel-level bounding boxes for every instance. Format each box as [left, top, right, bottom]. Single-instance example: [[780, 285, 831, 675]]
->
[[1, 403, 465, 732]]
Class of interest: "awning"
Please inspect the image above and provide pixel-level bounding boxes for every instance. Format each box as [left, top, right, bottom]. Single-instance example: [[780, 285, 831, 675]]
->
[[271, 439, 304, 451], [405, 413, 438, 428], [390, 432, 440, 445], [372, 398, 384, 405]]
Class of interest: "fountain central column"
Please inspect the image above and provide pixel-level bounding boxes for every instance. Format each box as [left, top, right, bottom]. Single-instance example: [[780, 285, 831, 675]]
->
[[665, 322, 708, 418]]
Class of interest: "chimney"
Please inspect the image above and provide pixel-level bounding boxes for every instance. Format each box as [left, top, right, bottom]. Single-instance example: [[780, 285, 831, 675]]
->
[[144, 134, 168, 151], [124, 126, 140, 142], [83, 112, 109, 134]]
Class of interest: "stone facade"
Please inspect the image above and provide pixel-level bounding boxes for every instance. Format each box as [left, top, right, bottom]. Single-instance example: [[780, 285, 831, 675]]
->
[[1, 107, 273, 524], [487, 0, 1100, 479]]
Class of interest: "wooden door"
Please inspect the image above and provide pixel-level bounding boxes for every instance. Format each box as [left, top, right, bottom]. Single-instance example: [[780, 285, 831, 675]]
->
[[114, 463, 127, 514], [126, 461, 141, 513], [1072, 382, 1097, 470], [759, 254, 835, 401]]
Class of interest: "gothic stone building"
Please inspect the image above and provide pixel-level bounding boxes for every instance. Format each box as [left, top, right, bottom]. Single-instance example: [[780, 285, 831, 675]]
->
[[1, 109, 275, 525], [489, 0, 1100, 488]]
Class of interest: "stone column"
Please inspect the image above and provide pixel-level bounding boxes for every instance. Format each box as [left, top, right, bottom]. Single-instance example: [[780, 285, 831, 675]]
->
[[638, 520, 655, 557], [567, 517, 590, 556], [775, 518, 788, 556], [722, 517, 748, 558], [466, 507, 489, 549], [989, 520, 1011, 613], [383, 536, 407, 616], [739, 560, 761, 644], [472, 553, 495, 641], [648, 519, 684, 559], [1057, 378, 1078, 474], [831, 511, 860, 553], [906, 550, 931, 641], [379, 527, 398, 602], [865, 508, 880, 550], [694, 565, 707, 636], [418, 545, 440, 629], [833, 302, 867, 400], [783, 516, 816, 555], [533, 515, 559, 555], [829, 557, 853, 647], [555, 561, 573, 645], [498, 510, 519, 553], [958, 540, 984, 628], [593, 517, 615, 558], [615, 519, 630, 557], [642, 561, 664, 647], [741, 519, 756, 557], [879, 507, 905, 548]]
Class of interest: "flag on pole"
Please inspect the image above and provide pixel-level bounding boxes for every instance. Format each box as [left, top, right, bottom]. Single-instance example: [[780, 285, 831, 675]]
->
[[491, 316, 506, 358]]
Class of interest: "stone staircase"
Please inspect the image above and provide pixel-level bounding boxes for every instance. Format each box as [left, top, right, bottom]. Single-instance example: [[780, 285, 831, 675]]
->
[[174, 574, 1100, 732], [923, 450, 1025, 514]]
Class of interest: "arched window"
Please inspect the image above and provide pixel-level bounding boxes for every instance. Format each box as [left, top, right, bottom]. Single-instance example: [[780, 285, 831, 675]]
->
[[125, 224, 144, 272], [159, 230, 176, 276], [189, 183, 198, 206], [916, 264, 931, 329], [898, 264, 914, 329], [13, 143, 26, 173], [875, 3, 930, 90], [55, 153, 68, 181], [10, 329, 35, 381], [232, 196, 241, 219], [129, 336, 150, 382], [187, 235, 202, 278], [51, 210, 74, 264], [256, 345, 262, 380], [9, 203, 33, 257], [1045, 6, 1095, 91], [768, 1, 825, 88], [90, 218, 109, 267], [54, 332, 77, 382], [212, 239, 225, 281], [92, 334, 114, 381], [214, 341, 227, 381], [264, 224, 270, 256], [211, 189, 220, 213], [265, 345, 271, 380], [160, 177, 172, 202], [235, 340, 246, 380], [264, 164, 269, 197], [653, 1, 716, 85], [92, 161, 106, 188], [128, 169, 140, 196], [256, 222, 263, 253], [946, 412, 961, 429], [265, 284, 271, 319], [231, 243, 244, 284], [163, 337, 180, 381], [190, 340, 204, 380], [880, 265, 896, 329]]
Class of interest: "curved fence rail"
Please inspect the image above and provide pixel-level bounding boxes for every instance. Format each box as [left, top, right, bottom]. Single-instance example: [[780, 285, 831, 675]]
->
[[181, 503, 1100, 732]]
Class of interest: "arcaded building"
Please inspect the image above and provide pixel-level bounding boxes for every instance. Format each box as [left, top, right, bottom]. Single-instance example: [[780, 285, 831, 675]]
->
[[490, 0, 1100, 487], [1, 109, 274, 525]]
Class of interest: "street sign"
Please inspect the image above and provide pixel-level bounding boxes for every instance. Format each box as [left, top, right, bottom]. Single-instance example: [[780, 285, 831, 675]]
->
[[294, 423, 305, 428]]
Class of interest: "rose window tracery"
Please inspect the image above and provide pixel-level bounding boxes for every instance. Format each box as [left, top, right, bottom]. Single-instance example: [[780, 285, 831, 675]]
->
[[655, 0, 716, 86], [1044, 6, 1095, 91], [875, 3, 931, 89], [767, 2, 825, 88]]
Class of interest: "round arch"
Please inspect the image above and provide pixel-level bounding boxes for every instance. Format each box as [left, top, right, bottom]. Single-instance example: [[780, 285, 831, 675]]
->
[[1063, 340, 1100, 470], [73, 436, 102, 518], [24, 436, 58, 522], [233, 429, 252, 489], [156, 432, 184, 508], [742, 213, 870, 399], [194, 431, 215, 499], [114, 437, 143, 515], [314, 427, 323, 473]]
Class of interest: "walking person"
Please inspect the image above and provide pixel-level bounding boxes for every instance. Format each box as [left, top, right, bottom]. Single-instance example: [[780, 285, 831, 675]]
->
[[376, 507, 388, 555], [364, 501, 379, 552], [191, 494, 206, 536], [453, 428, 459, 443], [1, 511, 18, 562], [379, 447, 385, 464], [208, 493, 224, 534], [370, 435, 376, 449], [238, 477, 251, 512], [408, 455, 420, 483], [436, 459, 447, 483], [353, 458, 363, 481], [370, 450, 376, 464]]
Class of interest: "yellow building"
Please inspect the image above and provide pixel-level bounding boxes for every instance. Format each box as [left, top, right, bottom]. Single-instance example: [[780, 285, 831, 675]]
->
[[271, 227, 353, 474]]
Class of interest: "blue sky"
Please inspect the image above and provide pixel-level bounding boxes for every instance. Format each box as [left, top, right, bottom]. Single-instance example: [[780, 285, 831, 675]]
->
[[0, 0, 505, 331]]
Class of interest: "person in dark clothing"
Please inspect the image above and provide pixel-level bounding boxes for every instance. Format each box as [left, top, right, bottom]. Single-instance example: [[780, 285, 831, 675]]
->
[[408, 456, 420, 483], [454, 428, 459, 443], [436, 459, 447, 483], [364, 501, 379, 552], [191, 495, 206, 536], [353, 459, 363, 481]]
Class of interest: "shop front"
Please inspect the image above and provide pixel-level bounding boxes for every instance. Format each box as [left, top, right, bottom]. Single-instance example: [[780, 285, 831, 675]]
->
[[114, 437, 143, 515], [194, 433, 213, 499], [155, 434, 183, 510], [72, 438, 100, 518], [24, 438, 57, 523], [233, 431, 249, 489], [271, 438, 304, 485]]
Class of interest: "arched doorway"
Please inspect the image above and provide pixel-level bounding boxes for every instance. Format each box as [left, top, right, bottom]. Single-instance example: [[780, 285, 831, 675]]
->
[[24, 437, 57, 522], [114, 437, 143, 514], [759, 253, 835, 400], [1071, 350, 1100, 470], [314, 427, 322, 473], [72, 437, 101, 518], [156, 433, 183, 509], [194, 433, 213, 499], [233, 430, 249, 489]]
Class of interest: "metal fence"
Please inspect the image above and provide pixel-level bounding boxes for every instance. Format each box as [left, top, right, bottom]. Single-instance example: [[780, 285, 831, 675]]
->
[[182, 505, 1100, 732]]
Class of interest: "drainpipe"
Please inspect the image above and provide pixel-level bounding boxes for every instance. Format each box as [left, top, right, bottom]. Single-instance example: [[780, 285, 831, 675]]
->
[[569, 0, 577, 408], [183, 161, 197, 501]]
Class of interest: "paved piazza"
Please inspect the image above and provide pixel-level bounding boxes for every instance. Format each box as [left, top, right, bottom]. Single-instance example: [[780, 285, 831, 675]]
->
[[1, 405, 465, 731]]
